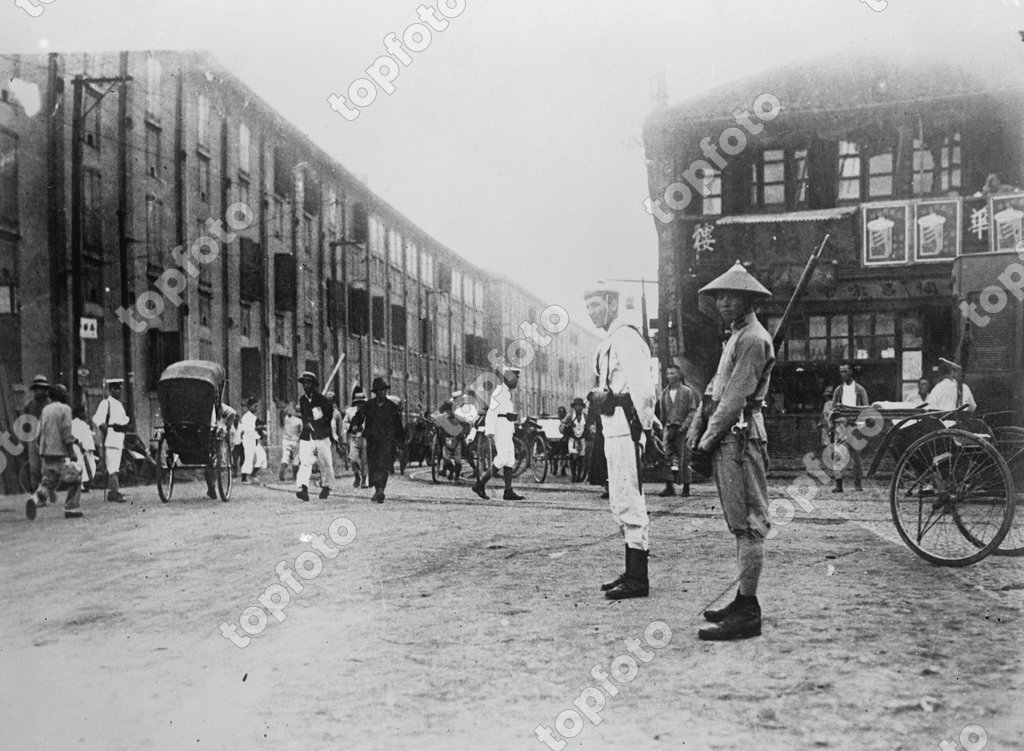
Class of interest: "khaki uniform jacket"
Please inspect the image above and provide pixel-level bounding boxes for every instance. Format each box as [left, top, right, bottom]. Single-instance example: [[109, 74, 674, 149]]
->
[[690, 311, 775, 451]]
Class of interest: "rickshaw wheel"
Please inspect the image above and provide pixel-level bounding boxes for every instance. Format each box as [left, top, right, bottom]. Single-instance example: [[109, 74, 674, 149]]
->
[[511, 436, 528, 478], [890, 428, 1015, 566], [216, 434, 232, 502], [156, 435, 175, 503], [476, 433, 493, 479], [990, 426, 1024, 556], [530, 435, 549, 483], [430, 433, 443, 484]]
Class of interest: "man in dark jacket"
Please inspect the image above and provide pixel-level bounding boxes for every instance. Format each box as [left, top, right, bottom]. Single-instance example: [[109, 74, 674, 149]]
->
[[350, 377, 405, 503], [296, 371, 336, 502]]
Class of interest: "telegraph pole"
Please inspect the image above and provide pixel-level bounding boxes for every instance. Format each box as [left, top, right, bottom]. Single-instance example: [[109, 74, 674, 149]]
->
[[70, 73, 131, 407]]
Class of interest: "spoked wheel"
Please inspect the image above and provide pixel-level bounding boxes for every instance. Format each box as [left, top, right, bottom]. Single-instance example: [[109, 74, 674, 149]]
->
[[476, 433, 493, 479], [890, 428, 1015, 566], [156, 435, 175, 503], [990, 426, 1024, 556], [430, 435, 444, 484], [19, 461, 34, 495], [530, 435, 549, 483], [511, 436, 529, 478], [216, 434, 232, 502]]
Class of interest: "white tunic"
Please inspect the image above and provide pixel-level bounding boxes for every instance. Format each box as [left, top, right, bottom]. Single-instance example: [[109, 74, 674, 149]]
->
[[594, 319, 656, 438], [92, 396, 129, 450]]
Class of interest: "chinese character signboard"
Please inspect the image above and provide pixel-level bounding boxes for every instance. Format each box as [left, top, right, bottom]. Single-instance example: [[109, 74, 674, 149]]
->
[[862, 202, 910, 266], [961, 196, 989, 254], [913, 199, 959, 262], [989, 192, 1024, 253]]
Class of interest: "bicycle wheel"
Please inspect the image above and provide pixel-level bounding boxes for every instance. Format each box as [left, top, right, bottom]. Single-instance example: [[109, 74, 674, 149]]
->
[[19, 461, 34, 495], [530, 435, 548, 483], [890, 428, 1014, 566], [476, 433, 493, 478], [430, 435, 443, 484], [511, 436, 528, 478], [991, 426, 1024, 556], [156, 435, 175, 503], [216, 435, 232, 502]]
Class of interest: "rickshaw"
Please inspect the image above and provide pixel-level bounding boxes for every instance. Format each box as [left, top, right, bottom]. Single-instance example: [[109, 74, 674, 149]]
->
[[833, 403, 1022, 566], [154, 360, 233, 503]]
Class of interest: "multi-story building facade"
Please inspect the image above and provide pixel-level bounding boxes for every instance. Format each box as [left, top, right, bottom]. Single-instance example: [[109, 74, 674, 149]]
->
[[643, 43, 1024, 456], [0, 49, 599, 487], [483, 276, 599, 416]]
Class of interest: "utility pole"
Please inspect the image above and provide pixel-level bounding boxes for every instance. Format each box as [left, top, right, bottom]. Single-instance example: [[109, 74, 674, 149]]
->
[[71, 73, 130, 407], [117, 53, 133, 420]]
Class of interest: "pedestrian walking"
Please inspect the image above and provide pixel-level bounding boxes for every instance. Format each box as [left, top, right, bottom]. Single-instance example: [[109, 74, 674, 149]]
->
[[342, 387, 369, 488], [565, 397, 588, 482], [584, 282, 656, 601], [26, 384, 83, 520], [23, 374, 50, 489], [657, 364, 697, 497], [71, 404, 97, 491], [92, 378, 130, 503], [239, 397, 260, 482], [830, 363, 869, 492], [471, 364, 525, 502], [279, 403, 303, 481], [349, 377, 405, 503], [296, 371, 336, 501], [687, 262, 775, 641]]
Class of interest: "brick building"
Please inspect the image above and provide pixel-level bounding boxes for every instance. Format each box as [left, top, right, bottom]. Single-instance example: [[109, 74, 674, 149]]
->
[[643, 40, 1024, 457], [0, 50, 599, 472]]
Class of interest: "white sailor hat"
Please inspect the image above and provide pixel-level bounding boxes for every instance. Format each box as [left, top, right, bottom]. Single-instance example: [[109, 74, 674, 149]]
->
[[583, 281, 620, 301], [104, 378, 124, 387]]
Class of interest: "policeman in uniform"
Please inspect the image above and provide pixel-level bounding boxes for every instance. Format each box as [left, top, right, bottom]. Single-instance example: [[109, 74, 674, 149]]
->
[[687, 262, 775, 640], [472, 364, 525, 501], [585, 283, 656, 600], [93, 377, 131, 503]]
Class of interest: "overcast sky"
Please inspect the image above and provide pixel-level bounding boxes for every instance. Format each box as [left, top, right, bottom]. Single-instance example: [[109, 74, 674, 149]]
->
[[3, 0, 1024, 332]]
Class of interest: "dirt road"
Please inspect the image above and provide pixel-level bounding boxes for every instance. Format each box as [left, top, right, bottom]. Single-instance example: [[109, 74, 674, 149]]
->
[[1, 472, 1022, 750]]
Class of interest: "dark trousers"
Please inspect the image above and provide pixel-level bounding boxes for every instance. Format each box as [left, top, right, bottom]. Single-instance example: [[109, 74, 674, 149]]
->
[[366, 438, 395, 492]]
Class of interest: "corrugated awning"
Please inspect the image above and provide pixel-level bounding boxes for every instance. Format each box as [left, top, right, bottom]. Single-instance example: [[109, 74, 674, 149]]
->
[[714, 207, 858, 226]]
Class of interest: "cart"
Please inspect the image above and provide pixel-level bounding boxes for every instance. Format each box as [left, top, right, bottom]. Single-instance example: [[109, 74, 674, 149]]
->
[[834, 404, 1021, 566], [154, 360, 233, 503]]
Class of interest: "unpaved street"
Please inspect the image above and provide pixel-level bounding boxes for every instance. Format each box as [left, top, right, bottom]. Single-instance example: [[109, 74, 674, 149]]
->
[[2, 471, 1022, 750]]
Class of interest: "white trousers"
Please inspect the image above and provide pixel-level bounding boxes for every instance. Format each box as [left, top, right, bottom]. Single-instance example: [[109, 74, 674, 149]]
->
[[492, 430, 516, 470], [297, 438, 336, 488], [604, 434, 649, 550], [241, 435, 258, 474]]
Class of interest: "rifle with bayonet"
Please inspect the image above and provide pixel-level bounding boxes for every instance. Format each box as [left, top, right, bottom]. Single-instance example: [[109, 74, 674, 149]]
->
[[688, 234, 830, 477]]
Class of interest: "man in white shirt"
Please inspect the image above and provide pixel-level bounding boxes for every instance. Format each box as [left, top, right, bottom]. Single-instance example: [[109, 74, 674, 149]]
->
[[471, 365, 525, 501], [925, 358, 977, 412], [92, 378, 130, 503], [830, 363, 869, 493], [586, 282, 656, 600]]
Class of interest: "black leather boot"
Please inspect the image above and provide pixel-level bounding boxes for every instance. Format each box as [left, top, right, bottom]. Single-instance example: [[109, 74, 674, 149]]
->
[[703, 590, 740, 623], [605, 548, 649, 600], [698, 594, 762, 641], [832, 479, 844, 493], [600, 545, 629, 591]]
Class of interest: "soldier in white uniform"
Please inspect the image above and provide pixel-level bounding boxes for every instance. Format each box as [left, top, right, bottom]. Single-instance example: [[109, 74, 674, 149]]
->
[[92, 378, 130, 503], [471, 364, 525, 501], [585, 283, 656, 600]]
